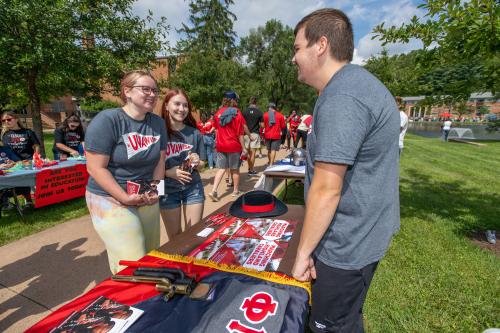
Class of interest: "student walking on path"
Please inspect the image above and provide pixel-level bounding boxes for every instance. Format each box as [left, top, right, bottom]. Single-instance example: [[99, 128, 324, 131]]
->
[[241, 96, 264, 176], [208, 91, 249, 202], [263, 103, 286, 166], [443, 118, 452, 142], [291, 9, 400, 333], [295, 113, 312, 149], [396, 96, 408, 154], [202, 114, 216, 169]]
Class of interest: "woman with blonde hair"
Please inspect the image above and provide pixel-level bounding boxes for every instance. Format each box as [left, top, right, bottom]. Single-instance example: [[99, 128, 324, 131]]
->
[[160, 88, 206, 242], [85, 70, 168, 273], [1, 111, 40, 160], [1, 111, 39, 209]]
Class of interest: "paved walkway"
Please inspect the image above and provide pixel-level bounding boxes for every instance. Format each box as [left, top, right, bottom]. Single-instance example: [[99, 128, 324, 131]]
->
[[0, 150, 288, 332]]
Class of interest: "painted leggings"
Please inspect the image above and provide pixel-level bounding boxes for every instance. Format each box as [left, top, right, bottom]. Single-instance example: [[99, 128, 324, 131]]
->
[[86, 191, 160, 274]]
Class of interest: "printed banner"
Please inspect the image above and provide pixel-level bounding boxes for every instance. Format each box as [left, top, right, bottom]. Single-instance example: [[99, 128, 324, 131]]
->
[[35, 164, 89, 208], [189, 217, 297, 272]]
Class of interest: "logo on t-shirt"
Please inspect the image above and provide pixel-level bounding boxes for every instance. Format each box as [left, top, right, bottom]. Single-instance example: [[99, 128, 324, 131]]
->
[[123, 132, 160, 159], [165, 142, 193, 159]]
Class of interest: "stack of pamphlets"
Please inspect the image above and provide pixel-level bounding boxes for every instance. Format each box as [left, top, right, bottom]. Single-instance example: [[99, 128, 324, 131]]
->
[[50, 296, 143, 333], [190, 217, 298, 272]]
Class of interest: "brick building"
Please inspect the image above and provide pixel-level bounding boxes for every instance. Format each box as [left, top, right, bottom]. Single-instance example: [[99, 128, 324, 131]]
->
[[401, 92, 499, 120]]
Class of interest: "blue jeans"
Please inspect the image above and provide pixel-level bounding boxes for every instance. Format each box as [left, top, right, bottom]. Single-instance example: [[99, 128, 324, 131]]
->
[[205, 143, 215, 168], [53, 144, 84, 160], [159, 181, 205, 209]]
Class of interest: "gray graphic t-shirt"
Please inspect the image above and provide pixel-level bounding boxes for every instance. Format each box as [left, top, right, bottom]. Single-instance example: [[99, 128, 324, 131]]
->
[[305, 64, 400, 270], [164, 125, 206, 194], [85, 108, 168, 196]]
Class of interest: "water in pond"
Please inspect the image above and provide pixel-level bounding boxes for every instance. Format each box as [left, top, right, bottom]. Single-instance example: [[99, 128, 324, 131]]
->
[[408, 122, 500, 140]]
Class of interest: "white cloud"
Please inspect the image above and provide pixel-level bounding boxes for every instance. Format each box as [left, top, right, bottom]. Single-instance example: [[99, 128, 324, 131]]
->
[[351, 48, 365, 65], [356, 33, 423, 62], [353, 0, 425, 63], [347, 4, 369, 19], [132, 0, 190, 48]]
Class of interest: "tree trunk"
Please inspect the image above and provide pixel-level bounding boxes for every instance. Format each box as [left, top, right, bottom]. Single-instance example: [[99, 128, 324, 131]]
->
[[26, 70, 45, 157]]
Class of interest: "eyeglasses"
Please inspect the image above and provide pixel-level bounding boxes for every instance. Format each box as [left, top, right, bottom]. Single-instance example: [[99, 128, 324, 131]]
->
[[132, 86, 160, 96], [2, 118, 14, 123]]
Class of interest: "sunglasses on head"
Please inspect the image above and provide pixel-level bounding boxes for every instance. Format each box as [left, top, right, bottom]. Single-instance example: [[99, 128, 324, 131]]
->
[[2, 118, 14, 123]]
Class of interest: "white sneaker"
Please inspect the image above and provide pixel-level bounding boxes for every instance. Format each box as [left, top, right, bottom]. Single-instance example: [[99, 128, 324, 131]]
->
[[485, 230, 496, 244], [208, 192, 219, 202]]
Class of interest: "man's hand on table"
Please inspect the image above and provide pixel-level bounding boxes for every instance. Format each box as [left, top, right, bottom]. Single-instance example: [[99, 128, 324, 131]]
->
[[292, 254, 316, 282]]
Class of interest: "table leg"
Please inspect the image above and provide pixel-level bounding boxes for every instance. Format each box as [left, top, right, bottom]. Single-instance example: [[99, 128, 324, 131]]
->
[[11, 188, 25, 222], [283, 179, 288, 200], [263, 176, 274, 192]]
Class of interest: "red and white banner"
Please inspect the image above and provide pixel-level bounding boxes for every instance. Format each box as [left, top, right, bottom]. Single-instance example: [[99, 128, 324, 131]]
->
[[34, 164, 88, 208]]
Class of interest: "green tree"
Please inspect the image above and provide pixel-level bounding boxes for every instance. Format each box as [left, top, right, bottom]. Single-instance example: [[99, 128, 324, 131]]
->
[[416, 60, 483, 114], [239, 19, 316, 113], [0, 0, 168, 155], [170, 0, 247, 116], [372, 0, 500, 94], [364, 49, 431, 97], [168, 52, 248, 116], [176, 0, 237, 59]]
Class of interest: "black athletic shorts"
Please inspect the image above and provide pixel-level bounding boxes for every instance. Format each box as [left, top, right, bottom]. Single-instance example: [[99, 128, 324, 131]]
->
[[309, 260, 379, 333]]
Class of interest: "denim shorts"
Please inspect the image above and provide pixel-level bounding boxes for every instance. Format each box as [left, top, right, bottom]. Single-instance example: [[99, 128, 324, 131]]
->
[[159, 181, 205, 209]]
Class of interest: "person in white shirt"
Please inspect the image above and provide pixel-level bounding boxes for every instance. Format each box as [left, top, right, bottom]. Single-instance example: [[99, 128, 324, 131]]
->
[[295, 113, 312, 148], [443, 119, 452, 142], [396, 97, 408, 154]]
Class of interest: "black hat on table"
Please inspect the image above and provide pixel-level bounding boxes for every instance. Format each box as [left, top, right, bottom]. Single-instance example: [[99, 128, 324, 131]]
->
[[229, 190, 288, 218]]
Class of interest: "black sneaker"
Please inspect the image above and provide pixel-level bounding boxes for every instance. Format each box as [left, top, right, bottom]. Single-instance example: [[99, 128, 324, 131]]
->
[[2, 203, 14, 211]]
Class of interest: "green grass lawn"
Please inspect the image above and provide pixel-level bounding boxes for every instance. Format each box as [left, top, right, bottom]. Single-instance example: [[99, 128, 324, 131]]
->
[[0, 133, 89, 246], [278, 134, 500, 332]]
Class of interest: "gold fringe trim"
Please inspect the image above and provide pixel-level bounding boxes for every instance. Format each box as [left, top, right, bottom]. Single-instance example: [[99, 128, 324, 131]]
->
[[148, 250, 311, 301]]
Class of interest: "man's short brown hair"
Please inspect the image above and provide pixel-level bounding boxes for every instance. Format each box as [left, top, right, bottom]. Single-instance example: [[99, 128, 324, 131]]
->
[[294, 8, 353, 62]]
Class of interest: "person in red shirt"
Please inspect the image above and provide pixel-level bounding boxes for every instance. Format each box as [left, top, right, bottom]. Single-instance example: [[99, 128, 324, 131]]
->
[[287, 110, 301, 147], [208, 91, 249, 201], [202, 114, 216, 169], [263, 103, 286, 165]]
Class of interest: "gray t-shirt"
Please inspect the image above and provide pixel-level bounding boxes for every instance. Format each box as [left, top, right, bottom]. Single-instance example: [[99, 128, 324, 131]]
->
[[163, 125, 206, 194], [85, 108, 168, 196], [305, 64, 400, 270]]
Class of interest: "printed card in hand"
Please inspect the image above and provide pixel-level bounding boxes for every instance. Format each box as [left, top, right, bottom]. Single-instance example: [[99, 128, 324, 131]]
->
[[127, 181, 141, 195]]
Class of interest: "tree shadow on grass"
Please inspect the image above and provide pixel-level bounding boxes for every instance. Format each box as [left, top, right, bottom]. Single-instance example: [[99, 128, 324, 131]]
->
[[0, 238, 108, 331], [399, 168, 499, 236]]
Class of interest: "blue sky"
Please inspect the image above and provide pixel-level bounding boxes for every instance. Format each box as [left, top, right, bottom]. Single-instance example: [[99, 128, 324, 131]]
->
[[133, 0, 426, 64]]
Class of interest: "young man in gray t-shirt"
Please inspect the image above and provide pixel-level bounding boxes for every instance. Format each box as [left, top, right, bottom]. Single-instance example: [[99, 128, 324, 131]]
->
[[291, 9, 400, 333]]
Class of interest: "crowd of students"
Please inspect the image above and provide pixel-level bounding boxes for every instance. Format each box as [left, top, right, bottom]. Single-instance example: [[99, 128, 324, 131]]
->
[[0, 70, 312, 276], [80, 70, 312, 274]]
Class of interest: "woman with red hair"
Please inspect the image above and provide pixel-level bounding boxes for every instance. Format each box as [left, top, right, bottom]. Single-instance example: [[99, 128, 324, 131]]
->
[[160, 88, 206, 242]]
